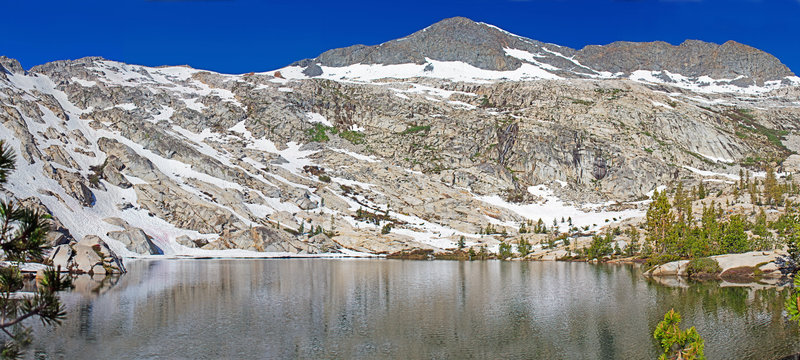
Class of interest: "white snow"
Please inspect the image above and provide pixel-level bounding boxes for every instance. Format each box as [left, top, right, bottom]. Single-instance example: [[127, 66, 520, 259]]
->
[[272, 57, 562, 83], [475, 185, 642, 233], [71, 77, 97, 87], [650, 100, 672, 109], [683, 166, 740, 181], [329, 148, 379, 162], [305, 112, 333, 127], [630, 70, 790, 95], [697, 153, 734, 164], [349, 124, 365, 132]]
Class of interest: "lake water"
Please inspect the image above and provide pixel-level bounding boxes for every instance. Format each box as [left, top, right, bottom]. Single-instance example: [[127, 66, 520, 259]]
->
[[26, 259, 800, 359]]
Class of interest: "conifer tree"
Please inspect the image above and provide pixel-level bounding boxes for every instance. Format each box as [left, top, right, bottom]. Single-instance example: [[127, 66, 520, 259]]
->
[[764, 164, 782, 206], [0, 141, 72, 358], [646, 190, 674, 254]]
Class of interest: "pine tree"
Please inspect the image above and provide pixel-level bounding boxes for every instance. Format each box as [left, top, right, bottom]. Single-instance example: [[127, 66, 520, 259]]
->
[[0, 141, 72, 358], [697, 182, 706, 200], [646, 190, 674, 254], [764, 164, 782, 206], [517, 237, 531, 257], [654, 309, 705, 360]]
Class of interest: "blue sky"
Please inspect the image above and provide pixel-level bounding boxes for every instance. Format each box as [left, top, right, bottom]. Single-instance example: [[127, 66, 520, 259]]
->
[[2, 0, 798, 74]]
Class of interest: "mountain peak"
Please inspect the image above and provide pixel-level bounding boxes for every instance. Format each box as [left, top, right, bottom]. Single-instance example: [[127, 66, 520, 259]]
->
[[290, 17, 794, 87]]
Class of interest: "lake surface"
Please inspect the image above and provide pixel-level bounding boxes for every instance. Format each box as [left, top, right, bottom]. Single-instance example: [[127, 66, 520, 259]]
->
[[26, 259, 800, 359]]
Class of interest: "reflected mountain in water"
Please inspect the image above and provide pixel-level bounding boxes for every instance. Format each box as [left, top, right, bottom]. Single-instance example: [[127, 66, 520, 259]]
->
[[26, 260, 800, 359]]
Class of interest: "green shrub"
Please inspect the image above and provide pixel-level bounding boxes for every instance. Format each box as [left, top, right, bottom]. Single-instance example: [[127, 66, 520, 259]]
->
[[318, 174, 331, 183], [340, 130, 365, 144], [498, 242, 513, 259], [308, 123, 331, 142], [400, 125, 431, 135], [517, 238, 531, 257], [654, 309, 705, 360], [685, 258, 721, 277]]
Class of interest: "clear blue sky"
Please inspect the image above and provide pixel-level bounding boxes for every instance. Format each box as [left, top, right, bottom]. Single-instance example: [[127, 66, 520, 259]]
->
[[2, 0, 798, 74]]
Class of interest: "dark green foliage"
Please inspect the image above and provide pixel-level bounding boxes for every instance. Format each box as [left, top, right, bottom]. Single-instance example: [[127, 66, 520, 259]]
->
[[586, 232, 614, 260], [478, 95, 495, 108], [87, 160, 107, 187], [720, 215, 749, 254], [0, 202, 49, 263], [532, 218, 547, 234], [727, 108, 789, 154], [653, 309, 705, 360], [646, 186, 753, 260], [626, 227, 640, 256], [0, 145, 73, 359], [498, 242, 513, 259], [339, 130, 365, 145], [307, 123, 332, 142], [752, 208, 769, 237], [399, 125, 431, 135], [785, 273, 800, 326], [0, 142, 14, 184], [457, 236, 465, 250], [517, 238, 531, 257], [381, 223, 393, 234], [354, 208, 393, 226], [685, 258, 721, 277], [318, 174, 331, 183]]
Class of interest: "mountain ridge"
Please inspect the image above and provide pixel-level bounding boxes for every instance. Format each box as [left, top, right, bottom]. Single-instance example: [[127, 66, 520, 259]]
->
[[291, 17, 795, 86], [0, 18, 799, 260]]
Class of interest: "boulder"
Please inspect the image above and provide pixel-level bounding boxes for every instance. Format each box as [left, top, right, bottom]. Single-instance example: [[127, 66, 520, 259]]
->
[[176, 235, 208, 248], [50, 244, 73, 270], [48, 235, 126, 275]]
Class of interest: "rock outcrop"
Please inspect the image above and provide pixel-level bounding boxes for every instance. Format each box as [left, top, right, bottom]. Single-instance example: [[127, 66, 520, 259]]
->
[[49, 236, 126, 275]]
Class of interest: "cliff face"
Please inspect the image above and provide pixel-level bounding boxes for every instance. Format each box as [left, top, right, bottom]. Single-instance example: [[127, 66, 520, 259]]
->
[[1, 18, 799, 257]]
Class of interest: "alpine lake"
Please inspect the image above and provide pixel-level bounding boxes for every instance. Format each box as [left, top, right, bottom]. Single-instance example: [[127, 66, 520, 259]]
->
[[24, 259, 800, 359]]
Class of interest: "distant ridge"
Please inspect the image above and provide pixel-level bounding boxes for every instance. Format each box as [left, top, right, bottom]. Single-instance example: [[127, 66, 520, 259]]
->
[[292, 16, 794, 86]]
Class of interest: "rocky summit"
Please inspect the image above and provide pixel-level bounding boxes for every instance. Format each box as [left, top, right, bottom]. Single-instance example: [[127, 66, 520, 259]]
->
[[0, 17, 799, 258]]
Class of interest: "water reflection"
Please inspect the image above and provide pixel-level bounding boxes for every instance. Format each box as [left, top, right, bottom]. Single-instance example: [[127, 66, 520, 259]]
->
[[26, 260, 800, 359]]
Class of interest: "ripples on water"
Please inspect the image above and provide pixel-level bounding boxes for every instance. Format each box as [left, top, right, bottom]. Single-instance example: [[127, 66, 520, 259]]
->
[[26, 260, 800, 359]]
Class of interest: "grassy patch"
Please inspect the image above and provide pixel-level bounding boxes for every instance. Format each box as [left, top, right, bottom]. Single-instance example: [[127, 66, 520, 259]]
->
[[400, 125, 431, 135], [568, 97, 594, 106], [308, 123, 332, 142], [727, 108, 789, 152], [340, 130, 365, 145]]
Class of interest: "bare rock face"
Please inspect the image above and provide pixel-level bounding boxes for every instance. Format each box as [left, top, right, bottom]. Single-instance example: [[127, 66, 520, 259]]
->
[[592, 157, 608, 180], [302, 63, 323, 77], [48, 236, 126, 275], [206, 226, 340, 254], [0, 56, 24, 75], [106, 223, 162, 255], [575, 40, 795, 85], [16, 197, 75, 247]]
